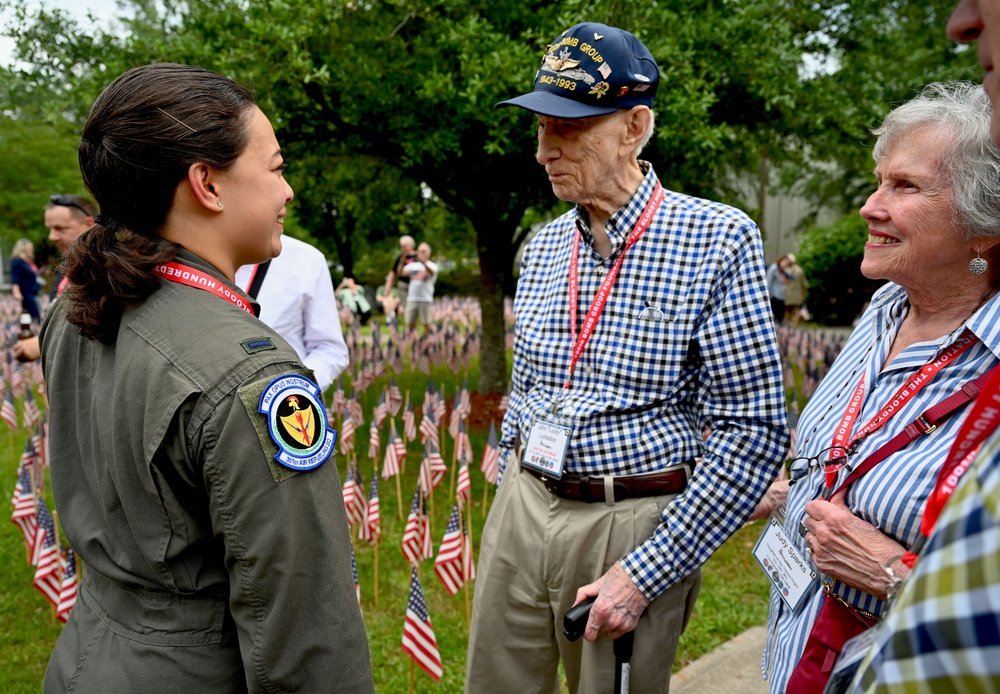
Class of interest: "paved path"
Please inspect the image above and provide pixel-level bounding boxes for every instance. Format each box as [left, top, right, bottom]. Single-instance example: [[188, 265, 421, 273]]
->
[[670, 626, 770, 694]]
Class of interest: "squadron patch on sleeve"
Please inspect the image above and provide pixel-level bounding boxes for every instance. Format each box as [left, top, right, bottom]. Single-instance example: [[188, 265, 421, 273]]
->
[[258, 374, 337, 471]]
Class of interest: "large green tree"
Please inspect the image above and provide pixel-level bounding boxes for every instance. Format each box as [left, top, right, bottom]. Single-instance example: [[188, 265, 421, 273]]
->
[[0, 0, 981, 389]]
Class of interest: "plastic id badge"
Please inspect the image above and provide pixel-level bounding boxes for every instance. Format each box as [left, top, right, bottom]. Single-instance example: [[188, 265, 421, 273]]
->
[[753, 516, 818, 613], [521, 418, 571, 479]]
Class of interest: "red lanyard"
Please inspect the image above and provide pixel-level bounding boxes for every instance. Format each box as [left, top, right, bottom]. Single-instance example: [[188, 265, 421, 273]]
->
[[152, 262, 256, 316], [902, 362, 1000, 567], [826, 331, 978, 489], [565, 182, 664, 388]]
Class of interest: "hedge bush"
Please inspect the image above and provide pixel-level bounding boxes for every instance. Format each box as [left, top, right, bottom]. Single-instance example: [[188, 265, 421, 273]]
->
[[796, 213, 886, 326]]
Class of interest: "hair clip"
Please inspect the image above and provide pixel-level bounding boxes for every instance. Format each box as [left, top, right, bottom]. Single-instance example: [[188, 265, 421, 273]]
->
[[157, 107, 198, 133]]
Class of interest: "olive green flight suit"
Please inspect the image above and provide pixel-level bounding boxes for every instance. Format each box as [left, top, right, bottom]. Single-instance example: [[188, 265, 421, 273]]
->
[[39, 250, 373, 693]]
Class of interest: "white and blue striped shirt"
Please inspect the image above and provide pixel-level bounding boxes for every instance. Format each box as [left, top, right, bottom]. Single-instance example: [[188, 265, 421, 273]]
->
[[764, 281, 1000, 692], [499, 163, 789, 598]]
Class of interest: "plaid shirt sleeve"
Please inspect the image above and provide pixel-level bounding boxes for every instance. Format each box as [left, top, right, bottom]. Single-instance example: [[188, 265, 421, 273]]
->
[[619, 213, 788, 598], [848, 425, 1000, 693]]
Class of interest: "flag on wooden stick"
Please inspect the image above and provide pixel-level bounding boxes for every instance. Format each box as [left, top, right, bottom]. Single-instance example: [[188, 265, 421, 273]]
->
[[402, 567, 443, 681]]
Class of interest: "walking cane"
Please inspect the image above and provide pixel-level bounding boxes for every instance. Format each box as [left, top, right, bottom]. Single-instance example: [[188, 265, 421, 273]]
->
[[563, 596, 634, 694]]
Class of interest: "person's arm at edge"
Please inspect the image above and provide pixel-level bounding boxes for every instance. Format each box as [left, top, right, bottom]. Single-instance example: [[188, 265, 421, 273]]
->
[[299, 253, 349, 391]]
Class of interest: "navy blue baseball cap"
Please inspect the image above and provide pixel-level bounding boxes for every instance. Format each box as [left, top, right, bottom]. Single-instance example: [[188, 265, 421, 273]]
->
[[496, 22, 659, 118]]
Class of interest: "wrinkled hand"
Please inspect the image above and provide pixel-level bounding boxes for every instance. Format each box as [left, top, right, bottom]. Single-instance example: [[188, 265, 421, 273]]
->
[[801, 489, 908, 598], [749, 479, 790, 522], [573, 562, 649, 642], [13, 336, 40, 362]]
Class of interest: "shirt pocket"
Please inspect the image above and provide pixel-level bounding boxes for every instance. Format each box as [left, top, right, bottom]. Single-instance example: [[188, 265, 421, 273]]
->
[[607, 305, 683, 394]]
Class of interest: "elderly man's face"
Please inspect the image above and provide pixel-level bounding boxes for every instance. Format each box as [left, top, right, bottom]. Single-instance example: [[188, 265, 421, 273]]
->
[[535, 111, 629, 205], [949, 0, 1000, 143]]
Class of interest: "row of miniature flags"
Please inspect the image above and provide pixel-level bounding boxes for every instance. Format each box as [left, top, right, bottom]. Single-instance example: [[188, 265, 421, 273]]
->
[[777, 326, 846, 459], [335, 375, 504, 683], [10, 435, 77, 624]]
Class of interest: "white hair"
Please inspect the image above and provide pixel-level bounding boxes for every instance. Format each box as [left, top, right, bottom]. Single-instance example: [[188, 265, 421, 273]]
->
[[872, 81, 1000, 239]]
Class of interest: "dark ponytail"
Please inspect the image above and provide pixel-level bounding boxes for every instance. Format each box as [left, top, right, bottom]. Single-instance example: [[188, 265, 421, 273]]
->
[[67, 63, 256, 343]]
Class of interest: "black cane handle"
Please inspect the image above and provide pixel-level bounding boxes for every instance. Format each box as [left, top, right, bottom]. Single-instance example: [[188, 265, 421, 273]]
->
[[562, 596, 597, 642]]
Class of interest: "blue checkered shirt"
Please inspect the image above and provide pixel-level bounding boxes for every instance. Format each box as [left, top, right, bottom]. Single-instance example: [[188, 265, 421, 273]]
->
[[499, 163, 788, 598], [848, 419, 1000, 693]]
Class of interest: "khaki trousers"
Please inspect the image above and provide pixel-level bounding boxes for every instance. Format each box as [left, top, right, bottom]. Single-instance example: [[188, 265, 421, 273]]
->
[[466, 455, 701, 694]]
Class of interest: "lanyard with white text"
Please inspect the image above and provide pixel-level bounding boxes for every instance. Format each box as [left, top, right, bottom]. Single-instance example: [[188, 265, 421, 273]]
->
[[826, 330, 979, 490], [152, 262, 257, 316], [902, 362, 1000, 567], [565, 182, 664, 389]]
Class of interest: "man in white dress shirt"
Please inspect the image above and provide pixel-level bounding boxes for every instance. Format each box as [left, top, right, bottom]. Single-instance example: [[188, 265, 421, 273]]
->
[[235, 235, 348, 392]]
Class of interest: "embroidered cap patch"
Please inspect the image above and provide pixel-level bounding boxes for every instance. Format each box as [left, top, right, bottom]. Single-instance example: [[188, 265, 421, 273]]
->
[[258, 374, 337, 470]]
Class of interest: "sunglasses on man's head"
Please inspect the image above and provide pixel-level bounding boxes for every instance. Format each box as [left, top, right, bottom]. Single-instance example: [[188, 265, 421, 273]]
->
[[49, 194, 90, 217]]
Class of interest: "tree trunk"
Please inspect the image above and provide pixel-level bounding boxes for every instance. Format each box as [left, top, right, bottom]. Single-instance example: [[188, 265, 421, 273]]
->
[[476, 220, 509, 394]]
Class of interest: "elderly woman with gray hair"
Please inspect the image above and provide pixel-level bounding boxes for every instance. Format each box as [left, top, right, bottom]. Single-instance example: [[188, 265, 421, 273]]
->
[[753, 81, 1000, 694]]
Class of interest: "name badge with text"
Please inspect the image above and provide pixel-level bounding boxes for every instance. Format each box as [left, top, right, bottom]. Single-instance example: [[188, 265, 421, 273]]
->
[[753, 517, 818, 613], [522, 418, 571, 479]]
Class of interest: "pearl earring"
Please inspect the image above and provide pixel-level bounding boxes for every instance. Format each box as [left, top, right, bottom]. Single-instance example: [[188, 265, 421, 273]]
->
[[217, 202, 223, 208], [970, 250, 989, 275]]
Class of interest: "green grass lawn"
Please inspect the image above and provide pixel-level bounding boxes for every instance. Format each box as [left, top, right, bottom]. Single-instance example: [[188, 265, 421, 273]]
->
[[0, 359, 771, 692]]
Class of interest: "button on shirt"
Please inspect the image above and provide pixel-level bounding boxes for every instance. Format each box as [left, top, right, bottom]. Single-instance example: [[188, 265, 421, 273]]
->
[[762, 283, 1000, 692], [500, 163, 788, 598]]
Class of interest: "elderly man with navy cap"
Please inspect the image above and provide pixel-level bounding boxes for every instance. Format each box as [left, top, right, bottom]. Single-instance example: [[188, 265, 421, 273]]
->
[[466, 21, 787, 694]]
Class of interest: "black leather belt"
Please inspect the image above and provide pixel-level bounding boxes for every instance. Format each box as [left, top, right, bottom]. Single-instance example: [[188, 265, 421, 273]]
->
[[522, 464, 691, 502]]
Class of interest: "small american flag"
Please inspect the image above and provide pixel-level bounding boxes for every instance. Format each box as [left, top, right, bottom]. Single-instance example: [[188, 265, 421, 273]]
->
[[388, 378, 403, 416], [339, 414, 356, 453], [368, 423, 381, 461], [400, 486, 426, 565], [402, 399, 416, 442], [1, 385, 17, 431], [401, 567, 443, 681], [388, 345, 404, 373], [331, 379, 346, 417], [11, 463, 38, 556], [456, 454, 471, 503], [433, 389, 447, 424], [448, 391, 461, 439], [455, 418, 473, 464], [351, 546, 361, 610], [348, 398, 364, 428], [393, 433, 408, 468], [23, 389, 39, 430], [459, 376, 471, 416], [480, 421, 500, 484], [373, 393, 388, 429], [382, 432, 401, 480], [419, 409, 439, 448], [428, 443, 447, 490], [434, 504, 465, 596], [342, 462, 366, 528], [363, 475, 381, 544], [34, 499, 62, 606], [57, 548, 78, 623], [418, 448, 434, 495]]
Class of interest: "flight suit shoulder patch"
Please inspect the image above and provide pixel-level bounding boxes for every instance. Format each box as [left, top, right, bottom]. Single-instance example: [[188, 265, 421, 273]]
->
[[239, 373, 337, 482]]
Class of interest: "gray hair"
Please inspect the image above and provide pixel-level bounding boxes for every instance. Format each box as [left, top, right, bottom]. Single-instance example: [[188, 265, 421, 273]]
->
[[872, 81, 1000, 239], [400, 235, 415, 250], [634, 109, 656, 158]]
